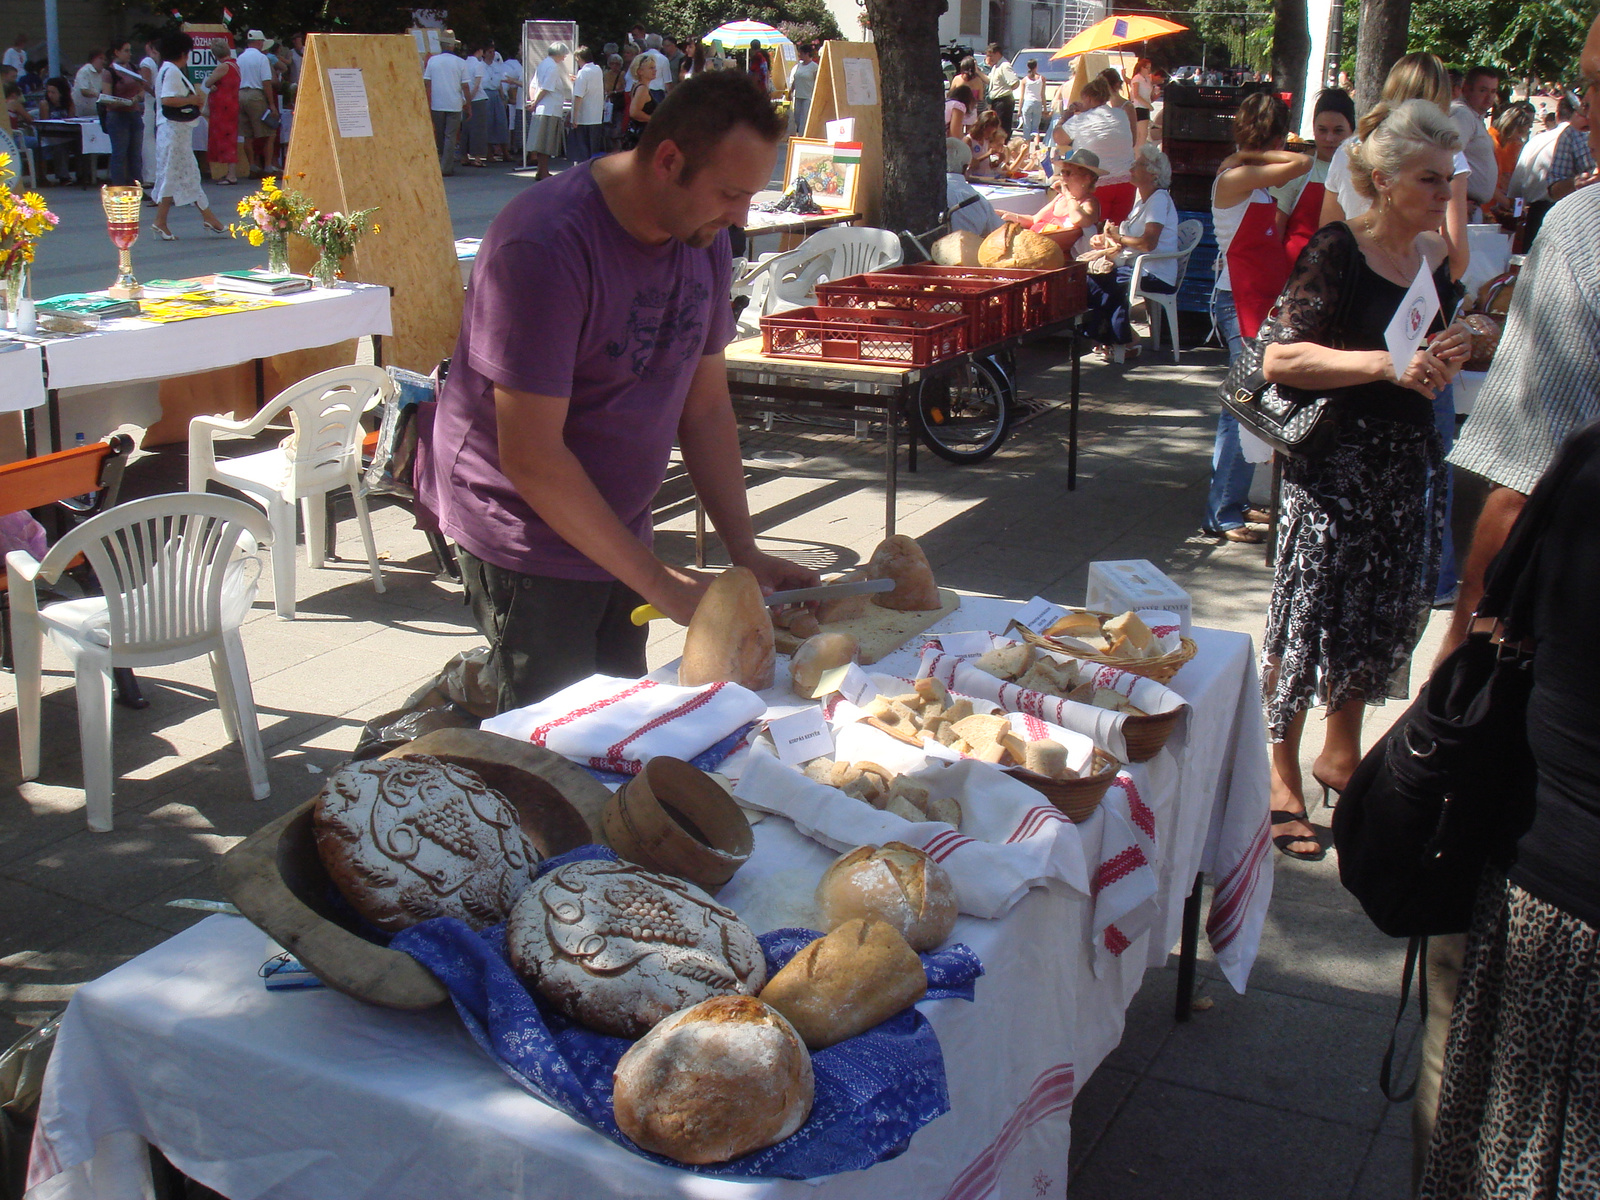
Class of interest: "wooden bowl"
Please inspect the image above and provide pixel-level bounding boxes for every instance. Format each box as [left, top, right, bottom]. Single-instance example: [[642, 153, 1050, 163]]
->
[[603, 756, 753, 892]]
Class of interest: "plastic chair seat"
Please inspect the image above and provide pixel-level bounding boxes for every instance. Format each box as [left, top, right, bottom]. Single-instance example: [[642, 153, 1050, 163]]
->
[[8, 494, 274, 832], [1128, 218, 1204, 364], [190, 366, 390, 619]]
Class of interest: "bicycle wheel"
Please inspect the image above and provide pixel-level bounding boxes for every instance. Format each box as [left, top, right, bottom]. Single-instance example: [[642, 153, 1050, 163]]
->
[[916, 356, 1012, 464]]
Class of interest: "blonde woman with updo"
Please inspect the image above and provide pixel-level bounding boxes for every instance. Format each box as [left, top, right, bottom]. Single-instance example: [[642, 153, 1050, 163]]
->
[[1258, 99, 1476, 860]]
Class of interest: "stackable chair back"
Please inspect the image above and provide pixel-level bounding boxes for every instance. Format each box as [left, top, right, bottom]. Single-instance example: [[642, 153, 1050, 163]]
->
[[1127, 218, 1203, 362], [757, 226, 905, 315], [7, 493, 273, 832], [189, 366, 391, 618]]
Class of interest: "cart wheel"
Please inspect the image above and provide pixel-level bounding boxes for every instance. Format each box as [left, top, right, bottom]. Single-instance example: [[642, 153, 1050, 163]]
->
[[916, 356, 1012, 464]]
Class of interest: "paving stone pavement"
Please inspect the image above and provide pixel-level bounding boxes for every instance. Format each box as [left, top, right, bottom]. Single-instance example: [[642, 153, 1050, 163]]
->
[[5, 161, 1473, 1198]]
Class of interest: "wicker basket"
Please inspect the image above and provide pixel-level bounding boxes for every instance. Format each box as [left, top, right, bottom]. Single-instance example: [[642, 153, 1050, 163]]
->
[[1007, 616, 1198, 684], [1004, 746, 1122, 822]]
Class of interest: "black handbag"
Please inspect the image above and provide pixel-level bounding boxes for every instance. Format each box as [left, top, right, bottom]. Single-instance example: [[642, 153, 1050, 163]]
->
[[1328, 422, 1600, 939], [1218, 333, 1341, 459]]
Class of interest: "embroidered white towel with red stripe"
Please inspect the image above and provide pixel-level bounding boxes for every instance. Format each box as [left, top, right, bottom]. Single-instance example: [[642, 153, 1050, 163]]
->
[[734, 739, 1091, 920], [480, 674, 766, 777], [1090, 770, 1162, 977], [915, 637, 1190, 763]]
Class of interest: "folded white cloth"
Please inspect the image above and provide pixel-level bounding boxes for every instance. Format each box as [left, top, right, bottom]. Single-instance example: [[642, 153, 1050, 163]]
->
[[916, 638, 1189, 762], [735, 746, 1089, 919], [481, 674, 766, 776]]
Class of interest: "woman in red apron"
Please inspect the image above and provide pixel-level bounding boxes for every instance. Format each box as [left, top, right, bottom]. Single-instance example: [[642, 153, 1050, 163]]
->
[[1203, 93, 1312, 549]]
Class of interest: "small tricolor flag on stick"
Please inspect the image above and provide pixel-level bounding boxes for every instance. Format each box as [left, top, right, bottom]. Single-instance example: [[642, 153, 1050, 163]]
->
[[830, 141, 862, 166]]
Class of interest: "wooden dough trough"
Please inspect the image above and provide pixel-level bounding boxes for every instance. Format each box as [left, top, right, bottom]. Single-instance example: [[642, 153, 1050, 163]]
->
[[219, 735, 609, 1010]]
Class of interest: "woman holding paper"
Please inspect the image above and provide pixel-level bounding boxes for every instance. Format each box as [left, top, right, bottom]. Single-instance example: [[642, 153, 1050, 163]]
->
[[1258, 99, 1474, 860]]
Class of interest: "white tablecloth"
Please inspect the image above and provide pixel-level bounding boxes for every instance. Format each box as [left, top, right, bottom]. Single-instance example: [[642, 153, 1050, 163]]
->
[[0, 343, 45, 413], [975, 184, 1051, 218], [38, 283, 393, 391], [27, 606, 1269, 1200]]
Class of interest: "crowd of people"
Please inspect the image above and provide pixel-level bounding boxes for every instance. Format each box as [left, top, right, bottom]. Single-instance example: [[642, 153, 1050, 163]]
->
[[423, 25, 821, 182], [2, 26, 303, 196]]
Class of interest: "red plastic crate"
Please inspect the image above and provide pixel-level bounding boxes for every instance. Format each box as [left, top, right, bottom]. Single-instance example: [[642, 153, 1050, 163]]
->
[[868, 263, 1090, 331], [759, 306, 969, 366], [813, 271, 1016, 345]]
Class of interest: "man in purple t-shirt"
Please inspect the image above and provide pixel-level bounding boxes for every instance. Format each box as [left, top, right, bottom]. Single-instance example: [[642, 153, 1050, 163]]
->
[[420, 70, 817, 708]]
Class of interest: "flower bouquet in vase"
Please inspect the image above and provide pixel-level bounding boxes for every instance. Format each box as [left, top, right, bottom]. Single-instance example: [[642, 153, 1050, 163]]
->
[[230, 176, 313, 273], [0, 153, 59, 332], [299, 207, 380, 288]]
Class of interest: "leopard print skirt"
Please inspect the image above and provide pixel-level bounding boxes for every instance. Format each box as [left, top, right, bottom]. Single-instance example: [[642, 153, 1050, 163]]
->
[[1419, 875, 1600, 1198]]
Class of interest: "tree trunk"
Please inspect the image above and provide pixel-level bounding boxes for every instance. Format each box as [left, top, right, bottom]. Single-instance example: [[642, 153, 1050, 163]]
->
[[1353, 0, 1412, 113], [863, 0, 947, 237], [1270, 0, 1312, 129]]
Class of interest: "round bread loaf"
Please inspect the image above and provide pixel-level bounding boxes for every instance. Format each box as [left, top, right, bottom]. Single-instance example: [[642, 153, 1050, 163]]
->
[[865, 535, 940, 611], [613, 995, 814, 1164], [507, 860, 767, 1037], [978, 223, 1066, 270], [313, 755, 539, 933], [759, 918, 927, 1049], [815, 842, 959, 951], [788, 632, 860, 698]]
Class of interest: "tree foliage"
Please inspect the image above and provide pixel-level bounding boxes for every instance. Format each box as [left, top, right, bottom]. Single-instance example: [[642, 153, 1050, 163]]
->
[[1406, 0, 1593, 83], [639, 0, 842, 42]]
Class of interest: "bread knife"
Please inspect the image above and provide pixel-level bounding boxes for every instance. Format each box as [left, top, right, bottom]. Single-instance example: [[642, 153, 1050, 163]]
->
[[629, 577, 895, 625]]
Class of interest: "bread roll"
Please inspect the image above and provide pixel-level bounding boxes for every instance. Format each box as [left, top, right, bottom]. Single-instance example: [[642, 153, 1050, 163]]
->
[[313, 756, 539, 933], [788, 632, 860, 698], [931, 229, 983, 266], [759, 919, 927, 1049], [612, 995, 813, 1164], [1045, 610, 1103, 640], [926, 795, 962, 829], [506, 860, 766, 1037], [978, 223, 1066, 270], [865, 535, 941, 611], [815, 842, 959, 952], [679, 567, 774, 691]]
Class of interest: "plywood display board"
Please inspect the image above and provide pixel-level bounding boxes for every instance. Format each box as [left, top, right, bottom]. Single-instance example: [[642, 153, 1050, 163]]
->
[[272, 33, 461, 389], [800, 42, 882, 227]]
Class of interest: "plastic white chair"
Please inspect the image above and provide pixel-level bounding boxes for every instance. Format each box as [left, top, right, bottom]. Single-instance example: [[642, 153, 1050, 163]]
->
[[189, 366, 391, 619], [1127, 218, 1203, 363], [8, 493, 273, 832], [742, 226, 904, 318], [0, 124, 38, 189]]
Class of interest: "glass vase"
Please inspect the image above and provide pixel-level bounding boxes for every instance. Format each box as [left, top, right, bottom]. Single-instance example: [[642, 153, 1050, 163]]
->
[[310, 246, 342, 288], [265, 231, 290, 274], [6, 262, 33, 334]]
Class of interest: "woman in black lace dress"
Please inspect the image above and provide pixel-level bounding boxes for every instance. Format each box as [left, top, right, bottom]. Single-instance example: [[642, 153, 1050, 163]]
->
[[1258, 99, 1474, 858]]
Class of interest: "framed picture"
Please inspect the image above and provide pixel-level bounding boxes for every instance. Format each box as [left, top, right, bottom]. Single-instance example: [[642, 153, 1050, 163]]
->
[[783, 138, 860, 212]]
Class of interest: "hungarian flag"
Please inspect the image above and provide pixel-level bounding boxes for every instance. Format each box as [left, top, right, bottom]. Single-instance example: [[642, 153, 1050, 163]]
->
[[830, 141, 862, 166]]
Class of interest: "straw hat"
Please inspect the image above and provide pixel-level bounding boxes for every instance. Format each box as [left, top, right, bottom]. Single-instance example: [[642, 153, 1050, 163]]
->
[[1058, 148, 1107, 177]]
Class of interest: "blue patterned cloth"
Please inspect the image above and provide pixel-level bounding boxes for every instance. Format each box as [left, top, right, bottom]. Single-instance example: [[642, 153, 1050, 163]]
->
[[391, 846, 984, 1180], [579, 721, 757, 787]]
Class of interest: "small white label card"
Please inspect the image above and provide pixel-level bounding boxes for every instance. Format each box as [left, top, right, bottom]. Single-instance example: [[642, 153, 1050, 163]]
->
[[1384, 261, 1440, 378], [812, 661, 878, 704], [768, 707, 835, 765], [939, 631, 995, 660], [1014, 595, 1068, 634], [824, 116, 855, 142]]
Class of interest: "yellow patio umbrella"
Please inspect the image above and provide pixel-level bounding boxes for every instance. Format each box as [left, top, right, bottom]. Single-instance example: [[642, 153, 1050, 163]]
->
[[1051, 15, 1188, 58]]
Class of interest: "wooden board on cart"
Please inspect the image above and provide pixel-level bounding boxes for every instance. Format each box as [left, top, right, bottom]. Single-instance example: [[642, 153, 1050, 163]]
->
[[776, 587, 960, 664]]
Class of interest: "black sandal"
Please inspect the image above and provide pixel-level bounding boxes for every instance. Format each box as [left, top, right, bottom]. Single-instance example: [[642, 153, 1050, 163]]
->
[[1271, 809, 1326, 862]]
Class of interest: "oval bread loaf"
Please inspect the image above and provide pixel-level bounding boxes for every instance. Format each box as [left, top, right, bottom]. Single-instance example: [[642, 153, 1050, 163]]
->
[[815, 842, 959, 952], [679, 566, 775, 691], [789, 632, 860, 698], [613, 995, 814, 1164], [759, 918, 927, 1049], [865, 535, 940, 612], [978, 223, 1066, 270]]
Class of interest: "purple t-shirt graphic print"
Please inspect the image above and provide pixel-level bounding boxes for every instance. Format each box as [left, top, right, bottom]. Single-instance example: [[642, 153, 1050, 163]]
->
[[421, 161, 734, 580]]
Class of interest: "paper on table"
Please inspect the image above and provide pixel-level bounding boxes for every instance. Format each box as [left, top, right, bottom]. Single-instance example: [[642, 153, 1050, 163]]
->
[[1384, 261, 1440, 378], [768, 707, 835, 765], [326, 68, 374, 138], [842, 57, 877, 106]]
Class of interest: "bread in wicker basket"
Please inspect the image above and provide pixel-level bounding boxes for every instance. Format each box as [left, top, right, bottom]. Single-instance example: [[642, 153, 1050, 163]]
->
[[1004, 746, 1121, 822], [1007, 616, 1197, 684]]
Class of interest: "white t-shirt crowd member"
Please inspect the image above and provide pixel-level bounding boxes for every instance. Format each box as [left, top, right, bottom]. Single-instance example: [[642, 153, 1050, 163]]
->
[[423, 50, 469, 112]]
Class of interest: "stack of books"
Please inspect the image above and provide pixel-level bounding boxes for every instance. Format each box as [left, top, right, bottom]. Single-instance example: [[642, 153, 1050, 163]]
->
[[215, 271, 311, 296]]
